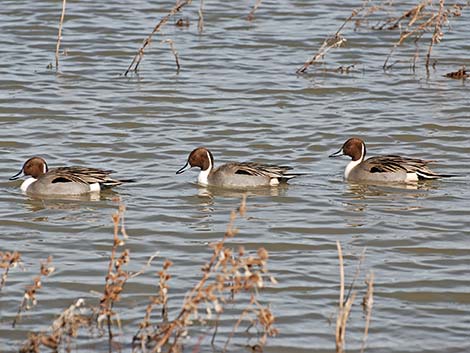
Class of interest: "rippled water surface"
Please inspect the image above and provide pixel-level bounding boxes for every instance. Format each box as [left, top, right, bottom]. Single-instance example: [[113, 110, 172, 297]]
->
[[1, 1, 470, 352]]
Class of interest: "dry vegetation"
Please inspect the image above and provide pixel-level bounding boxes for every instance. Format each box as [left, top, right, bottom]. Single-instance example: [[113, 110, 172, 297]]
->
[[8, 197, 279, 353], [51, 0, 467, 76], [3, 200, 377, 353], [297, 0, 468, 74], [0, 250, 22, 291], [335, 242, 374, 353]]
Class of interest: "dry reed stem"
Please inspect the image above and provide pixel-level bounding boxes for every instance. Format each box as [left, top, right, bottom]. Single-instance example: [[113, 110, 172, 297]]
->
[[379, 1, 467, 70], [335, 241, 357, 353], [198, 0, 204, 33], [124, 0, 192, 76], [247, 0, 263, 21], [361, 272, 374, 353], [296, 3, 367, 74], [98, 205, 132, 343], [0, 251, 21, 291], [13, 256, 55, 328], [19, 298, 92, 353], [55, 0, 67, 70], [132, 196, 276, 353], [425, 0, 445, 71], [162, 39, 181, 72]]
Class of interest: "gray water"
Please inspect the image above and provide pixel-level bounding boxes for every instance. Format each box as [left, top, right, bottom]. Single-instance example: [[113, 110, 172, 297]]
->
[[1, 1, 470, 352]]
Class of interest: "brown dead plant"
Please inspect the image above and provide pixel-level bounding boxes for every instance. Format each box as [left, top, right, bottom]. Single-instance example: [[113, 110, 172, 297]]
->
[[247, 0, 263, 21], [55, 0, 67, 70], [297, 3, 368, 74], [19, 298, 92, 353], [370, 0, 468, 71], [124, 0, 192, 76], [97, 204, 157, 347], [0, 250, 22, 291], [13, 256, 55, 328], [132, 195, 278, 353], [335, 242, 374, 353]]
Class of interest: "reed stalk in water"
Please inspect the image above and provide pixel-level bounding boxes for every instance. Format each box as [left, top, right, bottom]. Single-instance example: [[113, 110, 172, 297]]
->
[[55, 0, 67, 70], [247, 0, 263, 21], [361, 272, 374, 353], [198, 0, 205, 32], [162, 39, 181, 72], [13, 257, 55, 328], [124, 0, 192, 76], [0, 251, 21, 291], [296, 4, 366, 74], [132, 195, 278, 353]]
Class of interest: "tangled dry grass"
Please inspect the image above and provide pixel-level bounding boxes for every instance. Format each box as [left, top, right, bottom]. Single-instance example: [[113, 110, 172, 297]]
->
[[132, 195, 278, 353], [13, 197, 278, 353], [297, 0, 468, 74]]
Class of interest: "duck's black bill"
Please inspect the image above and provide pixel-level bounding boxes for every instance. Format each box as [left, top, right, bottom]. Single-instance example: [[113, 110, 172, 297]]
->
[[9, 170, 23, 180], [329, 149, 344, 158], [176, 162, 190, 174]]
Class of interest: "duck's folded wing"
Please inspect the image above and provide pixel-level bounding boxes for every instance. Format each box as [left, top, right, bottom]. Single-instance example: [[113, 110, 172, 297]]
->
[[52, 167, 115, 184], [366, 155, 431, 173]]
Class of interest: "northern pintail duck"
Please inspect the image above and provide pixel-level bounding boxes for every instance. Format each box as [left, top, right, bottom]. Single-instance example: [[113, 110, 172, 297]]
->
[[176, 147, 299, 188], [10, 157, 132, 195], [329, 138, 453, 182]]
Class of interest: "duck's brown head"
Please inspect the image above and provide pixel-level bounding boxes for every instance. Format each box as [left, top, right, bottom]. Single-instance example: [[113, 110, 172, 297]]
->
[[10, 157, 49, 180], [329, 138, 366, 161], [176, 147, 214, 174]]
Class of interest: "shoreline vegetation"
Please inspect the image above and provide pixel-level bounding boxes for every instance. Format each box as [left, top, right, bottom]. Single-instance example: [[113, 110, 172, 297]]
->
[[2, 198, 374, 353], [51, 0, 469, 78]]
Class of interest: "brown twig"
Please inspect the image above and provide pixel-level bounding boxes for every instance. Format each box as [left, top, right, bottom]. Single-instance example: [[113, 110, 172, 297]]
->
[[13, 256, 55, 328], [247, 0, 263, 21], [198, 0, 205, 33], [335, 241, 356, 353], [296, 4, 367, 74], [0, 251, 21, 291], [132, 196, 276, 353], [124, 0, 192, 76], [162, 39, 181, 72], [361, 272, 374, 353], [425, 0, 445, 71], [55, 0, 67, 70], [19, 298, 92, 353]]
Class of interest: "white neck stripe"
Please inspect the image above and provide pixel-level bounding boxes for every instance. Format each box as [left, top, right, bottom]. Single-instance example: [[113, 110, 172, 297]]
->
[[197, 151, 212, 185]]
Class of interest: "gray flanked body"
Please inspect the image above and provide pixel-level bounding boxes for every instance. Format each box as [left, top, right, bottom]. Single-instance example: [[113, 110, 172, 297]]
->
[[330, 138, 453, 183], [10, 157, 130, 196], [177, 147, 299, 188], [208, 162, 293, 188]]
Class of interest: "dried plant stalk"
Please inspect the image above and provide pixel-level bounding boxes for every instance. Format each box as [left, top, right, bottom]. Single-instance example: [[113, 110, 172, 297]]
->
[[361, 272, 374, 353], [13, 256, 55, 328], [132, 195, 277, 353], [378, 1, 467, 70], [198, 0, 205, 32], [335, 241, 357, 353], [55, 0, 67, 69], [247, 0, 263, 21], [0, 251, 21, 291], [98, 204, 131, 343], [98, 204, 157, 350], [162, 39, 181, 71], [425, 0, 445, 70], [19, 298, 92, 353], [124, 0, 192, 76], [297, 5, 366, 74]]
